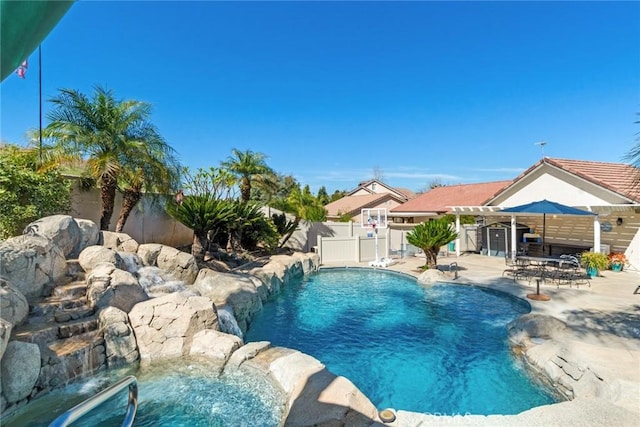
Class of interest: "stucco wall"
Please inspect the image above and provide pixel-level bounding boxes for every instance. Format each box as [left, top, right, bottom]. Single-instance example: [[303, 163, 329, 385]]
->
[[68, 178, 193, 247]]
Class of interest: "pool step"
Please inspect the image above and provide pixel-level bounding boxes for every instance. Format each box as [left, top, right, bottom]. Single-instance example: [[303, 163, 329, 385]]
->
[[53, 281, 87, 300], [13, 314, 99, 344]]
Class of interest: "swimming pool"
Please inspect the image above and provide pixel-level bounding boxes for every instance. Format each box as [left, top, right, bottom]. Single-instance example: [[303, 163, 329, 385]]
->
[[245, 268, 558, 415], [2, 361, 284, 426]]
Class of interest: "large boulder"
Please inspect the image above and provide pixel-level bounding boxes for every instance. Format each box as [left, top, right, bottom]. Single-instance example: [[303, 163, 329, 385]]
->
[[0, 235, 67, 300], [155, 245, 199, 285], [74, 218, 100, 256], [117, 251, 143, 274], [417, 268, 445, 285], [194, 270, 263, 333], [0, 341, 40, 403], [239, 346, 379, 426], [128, 292, 219, 364], [23, 214, 81, 258], [78, 246, 125, 272], [0, 318, 12, 362], [137, 243, 163, 266], [86, 263, 148, 313], [189, 329, 243, 364], [99, 307, 139, 368], [0, 278, 28, 327], [137, 244, 198, 284], [508, 313, 568, 343], [100, 231, 139, 253]]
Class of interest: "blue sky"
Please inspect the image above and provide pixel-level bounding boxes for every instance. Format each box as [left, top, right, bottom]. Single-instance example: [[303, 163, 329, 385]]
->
[[1, 1, 639, 194]]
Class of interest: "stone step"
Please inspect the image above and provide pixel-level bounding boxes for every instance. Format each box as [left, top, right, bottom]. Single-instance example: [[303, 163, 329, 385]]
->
[[54, 304, 95, 323], [13, 315, 99, 344], [53, 281, 87, 300], [30, 297, 88, 317], [39, 330, 106, 389], [47, 330, 104, 357], [58, 316, 99, 339], [66, 259, 84, 275]]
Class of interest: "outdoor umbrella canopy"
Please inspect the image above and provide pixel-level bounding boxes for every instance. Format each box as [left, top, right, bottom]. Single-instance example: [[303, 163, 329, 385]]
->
[[500, 199, 595, 248], [0, 0, 74, 81]]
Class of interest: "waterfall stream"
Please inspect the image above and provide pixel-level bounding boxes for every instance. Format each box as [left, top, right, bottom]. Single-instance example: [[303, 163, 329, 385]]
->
[[217, 305, 243, 339]]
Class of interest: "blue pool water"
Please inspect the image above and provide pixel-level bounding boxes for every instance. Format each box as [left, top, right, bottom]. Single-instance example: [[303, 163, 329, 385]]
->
[[245, 268, 558, 415], [3, 361, 283, 426]]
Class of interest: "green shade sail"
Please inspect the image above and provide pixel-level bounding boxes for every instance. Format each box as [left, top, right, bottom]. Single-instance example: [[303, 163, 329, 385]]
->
[[1, 0, 74, 81]]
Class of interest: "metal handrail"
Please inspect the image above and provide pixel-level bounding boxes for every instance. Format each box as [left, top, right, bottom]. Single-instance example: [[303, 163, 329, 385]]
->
[[49, 375, 138, 427], [449, 262, 458, 280]]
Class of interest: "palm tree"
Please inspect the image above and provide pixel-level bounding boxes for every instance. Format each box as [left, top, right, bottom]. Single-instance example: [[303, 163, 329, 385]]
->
[[115, 147, 181, 233], [221, 149, 273, 203], [252, 172, 279, 216], [272, 186, 327, 248], [44, 85, 176, 230], [406, 218, 458, 269]]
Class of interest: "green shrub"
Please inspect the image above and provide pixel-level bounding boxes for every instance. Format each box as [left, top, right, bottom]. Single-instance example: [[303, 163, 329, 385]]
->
[[0, 144, 71, 239]]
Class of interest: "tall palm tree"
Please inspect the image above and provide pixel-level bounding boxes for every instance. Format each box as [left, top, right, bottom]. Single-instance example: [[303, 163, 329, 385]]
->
[[221, 149, 273, 203], [115, 147, 181, 233], [43, 85, 176, 230], [252, 172, 279, 216]]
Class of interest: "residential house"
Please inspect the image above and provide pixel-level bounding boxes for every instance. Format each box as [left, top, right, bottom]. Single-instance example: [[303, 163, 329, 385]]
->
[[392, 157, 639, 268], [325, 179, 415, 223]]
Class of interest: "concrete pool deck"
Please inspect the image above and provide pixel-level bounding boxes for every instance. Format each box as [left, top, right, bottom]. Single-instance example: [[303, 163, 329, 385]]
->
[[322, 253, 640, 426]]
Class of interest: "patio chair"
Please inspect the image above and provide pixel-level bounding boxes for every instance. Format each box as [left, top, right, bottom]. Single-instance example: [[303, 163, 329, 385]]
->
[[502, 252, 518, 278], [553, 256, 590, 288]]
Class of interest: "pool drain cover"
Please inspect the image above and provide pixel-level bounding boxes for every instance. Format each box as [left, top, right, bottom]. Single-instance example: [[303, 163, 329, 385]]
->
[[379, 408, 396, 423]]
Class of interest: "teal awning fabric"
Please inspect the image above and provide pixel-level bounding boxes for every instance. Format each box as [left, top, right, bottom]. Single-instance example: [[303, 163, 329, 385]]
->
[[1, 0, 74, 81]]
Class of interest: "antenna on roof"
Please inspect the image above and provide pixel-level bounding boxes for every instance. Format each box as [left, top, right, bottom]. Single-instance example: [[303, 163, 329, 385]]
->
[[534, 141, 547, 158]]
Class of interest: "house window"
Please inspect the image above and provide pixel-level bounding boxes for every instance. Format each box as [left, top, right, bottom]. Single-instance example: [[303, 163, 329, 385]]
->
[[372, 183, 376, 190]]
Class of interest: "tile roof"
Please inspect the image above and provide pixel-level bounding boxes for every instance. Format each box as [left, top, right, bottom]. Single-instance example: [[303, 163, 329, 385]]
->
[[349, 179, 413, 200], [325, 193, 399, 217], [391, 181, 512, 213], [495, 157, 640, 203], [544, 158, 640, 202], [394, 187, 417, 200]]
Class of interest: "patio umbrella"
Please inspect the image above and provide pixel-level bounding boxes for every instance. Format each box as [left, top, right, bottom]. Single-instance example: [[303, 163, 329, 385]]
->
[[1, 0, 73, 81], [500, 199, 595, 249]]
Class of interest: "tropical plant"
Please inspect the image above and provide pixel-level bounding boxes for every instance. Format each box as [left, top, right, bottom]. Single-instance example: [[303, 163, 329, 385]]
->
[[0, 144, 71, 239], [252, 172, 280, 216], [115, 144, 181, 232], [579, 251, 610, 272], [43, 85, 177, 230], [271, 185, 327, 248], [441, 214, 477, 225], [221, 149, 273, 203], [336, 211, 353, 222], [165, 195, 234, 261], [182, 166, 238, 200], [271, 212, 298, 237], [223, 201, 265, 253], [406, 218, 458, 269]]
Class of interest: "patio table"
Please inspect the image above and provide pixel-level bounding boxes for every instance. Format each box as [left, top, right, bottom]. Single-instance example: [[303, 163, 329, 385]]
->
[[515, 255, 563, 282]]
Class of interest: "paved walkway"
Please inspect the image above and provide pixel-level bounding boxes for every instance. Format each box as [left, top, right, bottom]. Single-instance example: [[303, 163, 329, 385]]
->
[[323, 253, 640, 426]]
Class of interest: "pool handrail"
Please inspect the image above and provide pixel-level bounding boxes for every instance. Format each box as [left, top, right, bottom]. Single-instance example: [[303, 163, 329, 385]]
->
[[48, 375, 138, 427]]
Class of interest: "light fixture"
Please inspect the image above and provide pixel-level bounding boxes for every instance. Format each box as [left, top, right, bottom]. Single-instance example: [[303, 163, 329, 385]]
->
[[616, 217, 623, 226]]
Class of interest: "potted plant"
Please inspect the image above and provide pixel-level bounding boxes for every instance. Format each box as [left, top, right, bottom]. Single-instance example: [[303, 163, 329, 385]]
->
[[608, 252, 627, 272], [580, 251, 610, 278]]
